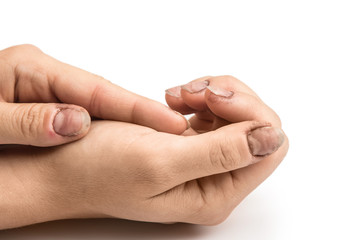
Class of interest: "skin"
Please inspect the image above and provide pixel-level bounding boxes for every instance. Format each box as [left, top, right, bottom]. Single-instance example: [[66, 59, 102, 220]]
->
[[0, 44, 188, 146], [0, 46, 289, 230]]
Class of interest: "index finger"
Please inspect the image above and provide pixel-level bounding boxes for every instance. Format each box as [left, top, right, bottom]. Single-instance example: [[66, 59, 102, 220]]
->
[[2, 45, 188, 134]]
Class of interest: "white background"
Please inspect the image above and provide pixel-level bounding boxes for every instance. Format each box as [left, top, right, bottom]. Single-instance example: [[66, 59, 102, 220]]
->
[[1, 0, 359, 239]]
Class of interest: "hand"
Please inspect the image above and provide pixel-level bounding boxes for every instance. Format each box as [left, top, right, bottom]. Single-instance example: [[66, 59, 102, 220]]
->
[[0, 44, 188, 147], [0, 76, 288, 229], [165, 75, 281, 135]]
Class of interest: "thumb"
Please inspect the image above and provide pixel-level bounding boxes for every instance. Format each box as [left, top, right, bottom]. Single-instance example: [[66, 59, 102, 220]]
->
[[166, 121, 286, 185], [0, 102, 91, 146]]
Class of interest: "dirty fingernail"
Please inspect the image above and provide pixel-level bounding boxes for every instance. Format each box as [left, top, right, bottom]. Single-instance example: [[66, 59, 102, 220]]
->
[[207, 86, 234, 98], [165, 86, 181, 97], [53, 109, 91, 137], [247, 127, 285, 156], [181, 80, 209, 93]]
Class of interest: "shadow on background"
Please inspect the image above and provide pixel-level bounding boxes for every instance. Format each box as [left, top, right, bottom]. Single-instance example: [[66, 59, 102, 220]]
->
[[0, 193, 280, 240], [0, 218, 207, 240]]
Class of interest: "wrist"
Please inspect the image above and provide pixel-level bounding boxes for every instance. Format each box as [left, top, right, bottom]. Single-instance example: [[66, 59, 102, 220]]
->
[[0, 145, 94, 229]]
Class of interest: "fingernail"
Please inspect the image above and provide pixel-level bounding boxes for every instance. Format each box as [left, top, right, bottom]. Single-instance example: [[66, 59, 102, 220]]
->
[[173, 111, 191, 130], [165, 86, 181, 97], [207, 86, 234, 98], [247, 127, 285, 156], [181, 80, 209, 93], [53, 109, 91, 137]]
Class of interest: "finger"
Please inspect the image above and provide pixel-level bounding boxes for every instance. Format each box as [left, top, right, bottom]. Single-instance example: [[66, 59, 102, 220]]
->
[[165, 86, 194, 114], [0, 102, 90, 146], [165, 76, 211, 114], [188, 116, 213, 133], [187, 112, 221, 133], [164, 121, 286, 186], [205, 85, 281, 127], [166, 75, 256, 113], [2, 44, 188, 134], [177, 75, 281, 127]]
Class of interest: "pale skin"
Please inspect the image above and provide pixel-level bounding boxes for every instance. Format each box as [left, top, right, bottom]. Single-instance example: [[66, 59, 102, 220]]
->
[[0, 45, 289, 230]]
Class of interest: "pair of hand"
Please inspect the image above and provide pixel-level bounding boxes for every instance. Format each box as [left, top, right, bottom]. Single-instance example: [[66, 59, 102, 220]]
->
[[0, 45, 288, 229]]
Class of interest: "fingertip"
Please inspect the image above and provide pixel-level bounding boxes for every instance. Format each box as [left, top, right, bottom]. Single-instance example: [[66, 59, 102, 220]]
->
[[159, 109, 190, 134], [53, 108, 90, 137], [180, 82, 209, 111], [173, 110, 191, 130], [165, 86, 181, 98], [165, 88, 195, 115], [206, 86, 234, 100], [247, 126, 285, 157]]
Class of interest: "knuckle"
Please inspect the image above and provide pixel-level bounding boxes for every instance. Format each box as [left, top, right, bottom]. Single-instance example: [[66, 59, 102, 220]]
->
[[14, 44, 42, 54], [88, 84, 105, 118], [165, 182, 208, 222], [211, 75, 237, 82], [209, 135, 242, 171], [189, 197, 206, 215], [192, 202, 231, 225], [87, 78, 112, 118], [185, 183, 207, 214], [202, 214, 229, 226], [15, 63, 48, 86], [5, 44, 43, 58], [222, 75, 237, 81], [208, 75, 239, 86]]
